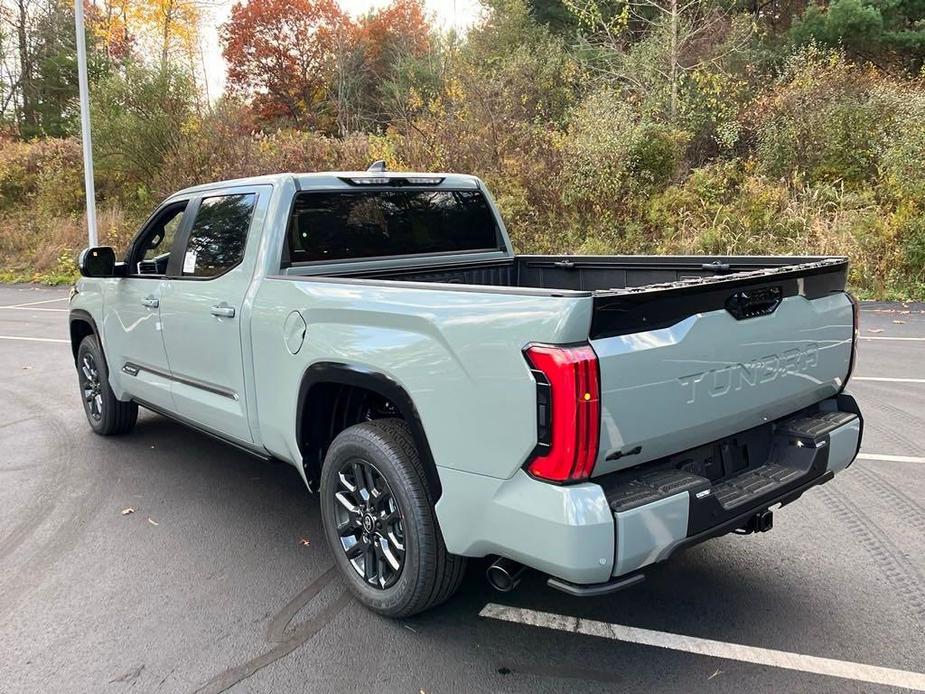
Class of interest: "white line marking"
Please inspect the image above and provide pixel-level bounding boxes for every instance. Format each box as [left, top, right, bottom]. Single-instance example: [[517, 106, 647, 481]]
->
[[858, 453, 925, 464], [0, 335, 69, 344], [0, 305, 68, 312], [861, 336, 925, 341], [479, 604, 925, 691], [5, 296, 69, 307], [853, 376, 925, 384]]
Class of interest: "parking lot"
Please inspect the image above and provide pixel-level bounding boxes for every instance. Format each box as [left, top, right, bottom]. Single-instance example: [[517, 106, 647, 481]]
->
[[0, 283, 923, 693]]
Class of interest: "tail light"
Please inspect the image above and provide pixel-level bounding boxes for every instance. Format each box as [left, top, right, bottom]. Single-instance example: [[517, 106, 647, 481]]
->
[[523, 344, 601, 483]]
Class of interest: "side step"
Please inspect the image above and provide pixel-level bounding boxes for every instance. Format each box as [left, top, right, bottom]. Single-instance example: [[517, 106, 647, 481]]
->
[[606, 470, 709, 513], [712, 463, 803, 509]]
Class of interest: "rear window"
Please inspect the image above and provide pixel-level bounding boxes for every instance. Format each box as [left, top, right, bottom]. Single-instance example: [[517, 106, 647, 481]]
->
[[287, 190, 501, 263]]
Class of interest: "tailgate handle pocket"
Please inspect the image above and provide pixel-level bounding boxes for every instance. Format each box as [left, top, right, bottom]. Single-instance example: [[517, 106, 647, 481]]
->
[[725, 286, 782, 320]]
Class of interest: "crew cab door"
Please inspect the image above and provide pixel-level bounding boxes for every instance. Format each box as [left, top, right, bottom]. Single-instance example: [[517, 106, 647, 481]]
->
[[103, 199, 192, 410], [158, 188, 264, 444]]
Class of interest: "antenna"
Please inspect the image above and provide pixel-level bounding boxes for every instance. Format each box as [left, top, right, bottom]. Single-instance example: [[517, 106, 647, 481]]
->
[[367, 160, 387, 172]]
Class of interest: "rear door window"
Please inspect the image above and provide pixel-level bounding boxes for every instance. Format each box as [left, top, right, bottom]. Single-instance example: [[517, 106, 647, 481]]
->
[[181, 193, 257, 278], [288, 190, 501, 263]]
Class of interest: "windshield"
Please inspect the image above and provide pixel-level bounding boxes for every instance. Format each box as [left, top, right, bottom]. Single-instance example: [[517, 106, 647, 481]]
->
[[287, 189, 502, 263]]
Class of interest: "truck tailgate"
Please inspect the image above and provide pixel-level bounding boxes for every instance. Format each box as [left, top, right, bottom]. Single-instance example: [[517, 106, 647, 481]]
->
[[589, 260, 854, 476]]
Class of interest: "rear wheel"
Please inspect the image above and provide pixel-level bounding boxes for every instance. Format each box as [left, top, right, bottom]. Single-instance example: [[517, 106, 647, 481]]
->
[[76, 335, 138, 435], [319, 419, 465, 617]]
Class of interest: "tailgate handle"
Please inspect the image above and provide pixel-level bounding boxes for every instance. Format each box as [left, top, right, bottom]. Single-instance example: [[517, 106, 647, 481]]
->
[[725, 286, 782, 320]]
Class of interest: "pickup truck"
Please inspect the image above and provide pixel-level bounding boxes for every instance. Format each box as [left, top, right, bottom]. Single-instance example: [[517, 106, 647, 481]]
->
[[70, 168, 863, 617]]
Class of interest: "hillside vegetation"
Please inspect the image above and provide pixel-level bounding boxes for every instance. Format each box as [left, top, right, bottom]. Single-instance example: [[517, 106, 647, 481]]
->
[[0, 0, 923, 297]]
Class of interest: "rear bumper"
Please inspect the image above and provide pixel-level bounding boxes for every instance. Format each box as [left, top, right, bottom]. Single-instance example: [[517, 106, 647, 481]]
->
[[435, 394, 862, 586], [603, 393, 862, 578]]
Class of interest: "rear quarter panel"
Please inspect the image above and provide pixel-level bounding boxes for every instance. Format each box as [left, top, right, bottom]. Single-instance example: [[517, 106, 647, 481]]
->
[[249, 278, 593, 480]]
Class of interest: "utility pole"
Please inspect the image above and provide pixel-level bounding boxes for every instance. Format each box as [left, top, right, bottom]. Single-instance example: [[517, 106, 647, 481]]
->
[[74, 0, 98, 246]]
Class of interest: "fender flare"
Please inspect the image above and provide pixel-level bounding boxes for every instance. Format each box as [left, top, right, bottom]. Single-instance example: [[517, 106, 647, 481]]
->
[[69, 309, 104, 364], [296, 362, 442, 499]]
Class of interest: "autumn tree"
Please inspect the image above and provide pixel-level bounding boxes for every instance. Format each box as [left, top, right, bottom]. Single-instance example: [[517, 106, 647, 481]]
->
[[221, 0, 348, 129], [335, 0, 431, 132], [565, 0, 751, 121]]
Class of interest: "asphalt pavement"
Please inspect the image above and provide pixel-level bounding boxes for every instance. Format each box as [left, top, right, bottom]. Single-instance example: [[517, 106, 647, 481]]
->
[[0, 284, 923, 693]]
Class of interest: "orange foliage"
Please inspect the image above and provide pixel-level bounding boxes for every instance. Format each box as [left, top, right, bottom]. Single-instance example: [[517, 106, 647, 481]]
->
[[358, 0, 431, 78], [221, 0, 349, 128]]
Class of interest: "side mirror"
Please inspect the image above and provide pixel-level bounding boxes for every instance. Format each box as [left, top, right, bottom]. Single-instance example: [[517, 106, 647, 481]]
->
[[78, 246, 117, 277]]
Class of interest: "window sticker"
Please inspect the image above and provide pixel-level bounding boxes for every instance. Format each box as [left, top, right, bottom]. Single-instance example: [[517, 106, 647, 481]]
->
[[183, 250, 197, 274]]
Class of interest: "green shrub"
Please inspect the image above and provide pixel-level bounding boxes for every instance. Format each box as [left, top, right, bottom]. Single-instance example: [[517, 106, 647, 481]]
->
[[750, 47, 902, 187]]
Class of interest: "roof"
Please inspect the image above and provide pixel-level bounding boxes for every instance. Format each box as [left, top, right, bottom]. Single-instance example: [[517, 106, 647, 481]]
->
[[173, 171, 483, 197]]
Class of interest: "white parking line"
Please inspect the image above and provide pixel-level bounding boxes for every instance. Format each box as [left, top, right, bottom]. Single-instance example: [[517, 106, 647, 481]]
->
[[480, 604, 925, 691], [858, 453, 925, 464], [4, 296, 69, 307], [860, 336, 925, 341], [0, 335, 69, 344], [853, 376, 925, 384]]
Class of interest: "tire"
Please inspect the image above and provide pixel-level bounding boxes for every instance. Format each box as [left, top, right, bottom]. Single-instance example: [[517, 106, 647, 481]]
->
[[319, 419, 466, 617], [76, 334, 138, 436]]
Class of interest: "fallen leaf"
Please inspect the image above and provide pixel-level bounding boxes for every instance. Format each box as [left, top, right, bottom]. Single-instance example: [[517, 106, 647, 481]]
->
[[867, 328, 884, 333], [121, 508, 135, 515], [147, 518, 159, 526], [299, 537, 311, 546], [708, 669, 722, 680]]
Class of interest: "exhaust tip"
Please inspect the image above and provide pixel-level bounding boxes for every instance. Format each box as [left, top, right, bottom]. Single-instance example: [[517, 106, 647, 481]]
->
[[486, 557, 526, 592]]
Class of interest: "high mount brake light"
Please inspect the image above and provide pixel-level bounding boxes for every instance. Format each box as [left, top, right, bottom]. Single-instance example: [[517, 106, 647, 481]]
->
[[343, 176, 445, 186], [347, 176, 390, 185], [524, 344, 601, 483]]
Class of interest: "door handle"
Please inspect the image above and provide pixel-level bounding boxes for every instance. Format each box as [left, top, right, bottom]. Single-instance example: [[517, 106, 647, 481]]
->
[[210, 304, 236, 318], [141, 296, 159, 309]]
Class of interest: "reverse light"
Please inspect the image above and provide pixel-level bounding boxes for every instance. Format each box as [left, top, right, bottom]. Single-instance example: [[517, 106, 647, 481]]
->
[[524, 344, 601, 483]]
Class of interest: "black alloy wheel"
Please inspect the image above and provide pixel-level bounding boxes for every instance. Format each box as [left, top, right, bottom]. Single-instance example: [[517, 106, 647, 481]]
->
[[319, 419, 466, 617], [79, 352, 104, 422], [333, 458, 406, 589]]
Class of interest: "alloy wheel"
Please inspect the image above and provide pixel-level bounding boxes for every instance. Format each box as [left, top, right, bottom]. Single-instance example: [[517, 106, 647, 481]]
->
[[80, 353, 103, 421], [332, 458, 405, 589]]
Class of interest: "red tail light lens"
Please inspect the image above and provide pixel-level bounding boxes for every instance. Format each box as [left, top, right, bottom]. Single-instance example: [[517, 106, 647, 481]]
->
[[524, 344, 601, 483]]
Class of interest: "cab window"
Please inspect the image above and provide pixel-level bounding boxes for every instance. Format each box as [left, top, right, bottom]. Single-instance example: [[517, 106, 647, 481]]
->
[[129, 201, 188, 276], [180, 193, 256, 278]]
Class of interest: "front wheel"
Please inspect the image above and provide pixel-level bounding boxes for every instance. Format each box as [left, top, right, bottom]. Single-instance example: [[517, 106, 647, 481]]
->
[[76, 335, 138, 436], [319, 419, 465, 617]]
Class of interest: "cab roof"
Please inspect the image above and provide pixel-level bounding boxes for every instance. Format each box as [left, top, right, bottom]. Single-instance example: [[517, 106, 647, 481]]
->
[[173, 171, 483, 197]]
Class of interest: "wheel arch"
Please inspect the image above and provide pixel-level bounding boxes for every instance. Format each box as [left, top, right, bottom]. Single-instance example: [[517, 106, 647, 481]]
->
[[69, 309, 103, 364], [296, 362, 442, 500]]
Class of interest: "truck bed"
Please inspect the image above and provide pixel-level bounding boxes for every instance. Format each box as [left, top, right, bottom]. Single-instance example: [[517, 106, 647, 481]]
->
[[294, 254, 848, 339], [328, 254, 838, 293]]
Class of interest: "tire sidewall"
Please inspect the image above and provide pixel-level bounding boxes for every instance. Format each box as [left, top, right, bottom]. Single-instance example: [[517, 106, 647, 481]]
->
[[320, 423, 433, 616]]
